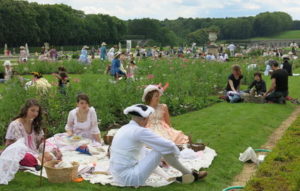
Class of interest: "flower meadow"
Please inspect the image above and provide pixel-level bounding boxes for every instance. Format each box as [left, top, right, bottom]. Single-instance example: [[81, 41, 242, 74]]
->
[[1, 57, 297, 142]]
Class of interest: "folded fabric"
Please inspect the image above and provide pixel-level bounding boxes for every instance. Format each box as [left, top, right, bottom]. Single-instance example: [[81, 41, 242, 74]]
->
[[180, 148, 199, 160], [19, 153, 38, 167], [54, 161, 73, 168], [76, 146, 92, 155], [0, 138, 29, 185]]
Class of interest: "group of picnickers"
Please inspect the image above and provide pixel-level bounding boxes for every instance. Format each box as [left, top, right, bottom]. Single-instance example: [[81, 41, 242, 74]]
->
[[224, 54, 298, 104]]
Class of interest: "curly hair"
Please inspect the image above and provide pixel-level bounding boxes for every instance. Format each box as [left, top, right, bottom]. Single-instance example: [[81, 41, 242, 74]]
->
[[13, 99, 43, 135]]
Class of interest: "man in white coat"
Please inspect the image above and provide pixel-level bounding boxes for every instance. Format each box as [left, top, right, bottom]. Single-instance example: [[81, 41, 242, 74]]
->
[[110, 104, 207, 187]]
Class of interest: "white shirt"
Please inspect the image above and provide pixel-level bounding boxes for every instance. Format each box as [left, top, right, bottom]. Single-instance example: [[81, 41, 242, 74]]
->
[[227, 44, 236, 51], [110, 120, 179, 167], [65, 107, 100, 140]]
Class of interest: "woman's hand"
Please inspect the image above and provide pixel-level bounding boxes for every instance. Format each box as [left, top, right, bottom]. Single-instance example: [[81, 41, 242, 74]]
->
[[66, 129, 73, 137]]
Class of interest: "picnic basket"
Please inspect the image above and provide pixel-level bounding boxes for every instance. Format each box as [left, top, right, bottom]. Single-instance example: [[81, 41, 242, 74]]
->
[[44, 160, 79, 183]]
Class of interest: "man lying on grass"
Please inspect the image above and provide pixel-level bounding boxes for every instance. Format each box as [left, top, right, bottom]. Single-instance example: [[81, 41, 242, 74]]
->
[[109, 104, 207, 187]]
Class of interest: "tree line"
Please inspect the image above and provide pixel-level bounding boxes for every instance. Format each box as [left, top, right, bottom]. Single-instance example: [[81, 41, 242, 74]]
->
[[0, 0, 297, 47]]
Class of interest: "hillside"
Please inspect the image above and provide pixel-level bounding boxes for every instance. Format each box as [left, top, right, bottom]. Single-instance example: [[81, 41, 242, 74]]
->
[[250, 30, 300, 40]]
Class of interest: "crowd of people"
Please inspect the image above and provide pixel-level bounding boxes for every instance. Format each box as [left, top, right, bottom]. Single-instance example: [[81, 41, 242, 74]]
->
[[0, 40, 299, 186]]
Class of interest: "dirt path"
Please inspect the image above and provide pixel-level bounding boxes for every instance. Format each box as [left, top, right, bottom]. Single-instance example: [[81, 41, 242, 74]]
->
[[231, 106, 300, 187]]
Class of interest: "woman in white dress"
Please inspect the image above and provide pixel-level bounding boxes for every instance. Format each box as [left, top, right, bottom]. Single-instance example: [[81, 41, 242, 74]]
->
[[65, 93, 101, 142]]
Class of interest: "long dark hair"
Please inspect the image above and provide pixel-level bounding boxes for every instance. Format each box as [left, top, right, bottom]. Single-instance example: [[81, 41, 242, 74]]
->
[[13, 99, 43, 134]]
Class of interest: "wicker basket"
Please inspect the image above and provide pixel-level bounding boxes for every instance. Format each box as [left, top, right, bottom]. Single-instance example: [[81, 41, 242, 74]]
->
[[44, 160, 79, 183], [190, 143, 206, 152]]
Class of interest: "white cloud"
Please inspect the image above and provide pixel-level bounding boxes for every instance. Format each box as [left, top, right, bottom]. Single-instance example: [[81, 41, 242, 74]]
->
[[27, 0, 300, 20]]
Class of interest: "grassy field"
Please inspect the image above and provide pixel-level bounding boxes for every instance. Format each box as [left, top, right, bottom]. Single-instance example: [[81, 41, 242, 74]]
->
[[250, 30, 300, 40], [1, 69, 300, 191], [244, 115, 300, 191]]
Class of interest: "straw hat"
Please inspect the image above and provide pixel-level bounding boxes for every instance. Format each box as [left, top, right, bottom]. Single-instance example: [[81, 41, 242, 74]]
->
[[20, 46, 25, 49], [31, 72, 43, 78], [101, 42, 107, 46], [124, 104, 154, 118], [83, 45, 89, 49], [288, 51, 293, 55], [3, 60, 11, 66], [114, 51, 122, 58]]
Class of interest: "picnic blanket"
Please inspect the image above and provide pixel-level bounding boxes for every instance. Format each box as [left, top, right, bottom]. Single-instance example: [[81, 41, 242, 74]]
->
[[27, 134, 217, 187]]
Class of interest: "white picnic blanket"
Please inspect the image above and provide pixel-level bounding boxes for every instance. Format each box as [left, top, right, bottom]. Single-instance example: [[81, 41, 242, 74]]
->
[[27, 134, 217, 187]]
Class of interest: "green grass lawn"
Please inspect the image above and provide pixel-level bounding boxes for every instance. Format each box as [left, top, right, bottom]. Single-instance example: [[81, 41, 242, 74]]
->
[[244, 115, 300, 191], [250, 30, 300, 40], [1, 70, 300, 191]]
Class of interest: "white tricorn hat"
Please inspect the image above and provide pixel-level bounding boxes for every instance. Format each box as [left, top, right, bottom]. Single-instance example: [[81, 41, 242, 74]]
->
[[142, 85, 164, 102], [124, 104, 154, 118], [3, 60, 11, 66]]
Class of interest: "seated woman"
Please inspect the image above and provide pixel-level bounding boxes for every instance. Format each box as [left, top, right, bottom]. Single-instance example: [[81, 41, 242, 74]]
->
[[143, 85, 189, 145], [4, 99, 60, 164], [248, 72, 266, 96], [111, 52, 127, 80], [65, 93, 101, 142], [225, 65, 243, 103], [25, 72, 52, 94]]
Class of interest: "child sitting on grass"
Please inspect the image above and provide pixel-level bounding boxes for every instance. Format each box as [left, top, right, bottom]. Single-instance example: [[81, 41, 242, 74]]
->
[[248, 72, 266, 96]]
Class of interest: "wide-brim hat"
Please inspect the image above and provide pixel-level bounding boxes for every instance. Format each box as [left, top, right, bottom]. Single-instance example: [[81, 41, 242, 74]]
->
[[101, 42, 107, 46], [124, 104, 154, 118], [31, 72, 42, 78], [288, 51, 293, 55], [282, 54, 290, 59], [3, 60, 11, 66], [114, 51, 122, 58], [142, 85, 163, 102], [83, 45, 89, 49], [20, 46, 25, 49]]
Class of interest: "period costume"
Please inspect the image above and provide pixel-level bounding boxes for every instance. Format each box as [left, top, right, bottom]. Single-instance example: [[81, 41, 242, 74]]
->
[[65, 107, 100, 140], [143, 85, 189, 144], [100, 42, 107, 60], [110, 104, 194, 187], [3, 60, 13, 81], [79, 46, 90, 64]]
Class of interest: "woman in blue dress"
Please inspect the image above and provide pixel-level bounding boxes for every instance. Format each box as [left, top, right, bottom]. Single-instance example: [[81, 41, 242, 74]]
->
[[100, 42, 107, 60], [79, 46, 90, 64], [111, 52, 127, 80]]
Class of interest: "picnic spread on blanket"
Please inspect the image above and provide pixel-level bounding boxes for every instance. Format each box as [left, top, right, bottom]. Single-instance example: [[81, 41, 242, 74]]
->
[[0, 132, 217, 187]]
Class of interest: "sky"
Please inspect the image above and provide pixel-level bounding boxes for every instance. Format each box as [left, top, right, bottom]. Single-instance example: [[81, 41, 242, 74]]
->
[[27, 0, 300, 20]]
